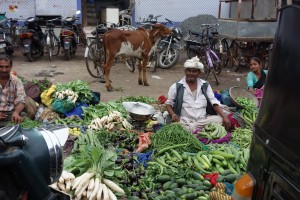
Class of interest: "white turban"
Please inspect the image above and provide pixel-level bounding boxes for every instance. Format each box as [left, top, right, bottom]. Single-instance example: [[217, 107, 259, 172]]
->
[[184, 56, 204, 72]]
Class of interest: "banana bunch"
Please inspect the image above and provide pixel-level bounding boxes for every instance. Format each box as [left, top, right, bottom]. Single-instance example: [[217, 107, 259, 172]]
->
[[69, 127, 81, 136], [55, 89, 78, 104], [197, 123, 227, 140], [88, 110, 132, 131]]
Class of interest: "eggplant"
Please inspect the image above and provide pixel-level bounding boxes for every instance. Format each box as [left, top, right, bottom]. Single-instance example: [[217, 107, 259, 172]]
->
[[132, 163, 139, 168], [129, 174, 136, 182], [131, 192, 141, 197], [124, 163, 133, 170], [139, 170, 145, 176], [115, 159, 122, 165], [119, 135, 126, 140], [126, 145, 134, 151]]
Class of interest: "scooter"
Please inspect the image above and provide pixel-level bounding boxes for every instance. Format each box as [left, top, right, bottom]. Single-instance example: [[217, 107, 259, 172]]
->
[[0, 12, 14, 55], [19, 16, 45, 62], [60, 10, 82, 60], [0, 124, 71, 200]]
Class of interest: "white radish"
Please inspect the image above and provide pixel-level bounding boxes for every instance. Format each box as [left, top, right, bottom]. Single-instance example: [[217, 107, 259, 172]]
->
[[49, 182, 58, 190], [61, 171, 70, 181], [102, 178, 125, 195], [76, 172, 94, 191], [57, 182, 66, 191], [68, 172, 75, 180], [102, 183, 109, 200], [88, 178, 95, 191], [72, 172, 88, 189], [75, 178, 90, 197], [87, 190, 92, 199], [65, 180, 72, 192], [107, 188, 117, 200], [96, 183, 103, 200], [82, 190, 87, 197], [58, 176, 64, 183], [89, 177, 100, 200]]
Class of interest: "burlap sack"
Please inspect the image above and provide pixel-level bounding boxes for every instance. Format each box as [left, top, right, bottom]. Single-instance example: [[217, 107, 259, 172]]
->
[[24, 96, 38, 120]]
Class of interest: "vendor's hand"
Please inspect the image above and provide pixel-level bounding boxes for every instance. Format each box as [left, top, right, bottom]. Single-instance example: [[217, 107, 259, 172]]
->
[[0, 112, 8, 120], [222, 116, 231, 131], [172, 114, 180, 122], [12, 112, 23, 124]]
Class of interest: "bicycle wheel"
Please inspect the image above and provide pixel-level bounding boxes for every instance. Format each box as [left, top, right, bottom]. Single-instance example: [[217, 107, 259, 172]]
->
[[125, 57, 135, 72], [212, 38, 230, 68], [46, 34, 52, 61], [209, 51, 222, 75], [86, 40, 104, 78], [52, 34, 60, 56], [186, 46, 198, 59], [201, 55, 220, 85], [230, 41, 241, 72], [148, 51, 158, 72], [211, 67, 220, 85]]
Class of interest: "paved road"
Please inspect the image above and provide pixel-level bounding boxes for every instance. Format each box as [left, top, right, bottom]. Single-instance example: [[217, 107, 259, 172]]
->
[[11, 45, 248, 102]]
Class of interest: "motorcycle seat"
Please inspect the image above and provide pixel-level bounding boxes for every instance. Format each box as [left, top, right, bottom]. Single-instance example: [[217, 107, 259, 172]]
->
[[189, 30, 215, 39], [95, 26, 108, 35], [0, 19, 8, 29]]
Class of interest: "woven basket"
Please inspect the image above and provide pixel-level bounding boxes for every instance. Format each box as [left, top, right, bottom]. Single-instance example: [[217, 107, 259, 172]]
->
[[229, 86, 258, 109]]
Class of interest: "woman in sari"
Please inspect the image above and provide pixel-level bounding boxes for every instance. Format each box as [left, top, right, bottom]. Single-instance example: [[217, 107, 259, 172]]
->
[[247, 57, 268, 94]]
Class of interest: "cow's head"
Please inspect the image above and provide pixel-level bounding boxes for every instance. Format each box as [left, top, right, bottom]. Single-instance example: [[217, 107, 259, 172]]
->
[[149, 24, 172, 43], [153, 23, 172, 36]]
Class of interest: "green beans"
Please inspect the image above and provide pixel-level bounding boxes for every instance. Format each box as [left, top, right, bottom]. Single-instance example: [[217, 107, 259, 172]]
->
[[151, 123, 203, 153], [230, 128, 253, 148]]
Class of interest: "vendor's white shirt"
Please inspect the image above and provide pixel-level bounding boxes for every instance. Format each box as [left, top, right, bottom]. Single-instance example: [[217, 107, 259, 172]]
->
[[165, 77, 220, 123]]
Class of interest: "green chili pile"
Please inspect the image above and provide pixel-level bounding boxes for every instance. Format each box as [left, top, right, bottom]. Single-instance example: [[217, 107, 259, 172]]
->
[[151, 123, 204, 153]]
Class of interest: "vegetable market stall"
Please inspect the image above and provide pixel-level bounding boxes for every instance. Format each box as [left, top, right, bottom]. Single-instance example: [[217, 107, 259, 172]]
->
[[14, 78, 260, 200]]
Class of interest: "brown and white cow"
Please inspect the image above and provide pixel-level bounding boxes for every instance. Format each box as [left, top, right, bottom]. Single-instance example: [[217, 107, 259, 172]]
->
[[102, 23, 172, 91]]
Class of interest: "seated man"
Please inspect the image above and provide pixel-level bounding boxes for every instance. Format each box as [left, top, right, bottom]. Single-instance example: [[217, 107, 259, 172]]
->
[[0, 54, 26, 127], [165, 56, 231, 132]]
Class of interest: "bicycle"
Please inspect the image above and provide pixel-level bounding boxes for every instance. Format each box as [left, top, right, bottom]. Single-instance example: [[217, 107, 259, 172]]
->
[[85, 23, 107, 78], [44, 17, 61, 61], [185, 23, 222, 85]]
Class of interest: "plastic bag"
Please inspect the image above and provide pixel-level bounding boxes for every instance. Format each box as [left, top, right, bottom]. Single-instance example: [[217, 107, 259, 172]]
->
[[52, 98, 75, 114], [64, 102, 88, 119], [40, 85, 56, 106]]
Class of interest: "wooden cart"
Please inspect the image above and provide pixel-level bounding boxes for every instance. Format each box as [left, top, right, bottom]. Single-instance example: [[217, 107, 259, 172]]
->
[[217, 0, 278, 71]]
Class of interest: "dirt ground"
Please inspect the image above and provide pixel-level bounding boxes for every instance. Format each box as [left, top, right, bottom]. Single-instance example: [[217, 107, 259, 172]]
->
[[11, 44, 250, 103]]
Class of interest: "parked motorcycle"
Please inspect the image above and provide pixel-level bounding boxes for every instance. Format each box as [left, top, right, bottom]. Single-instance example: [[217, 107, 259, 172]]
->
[[60, 10, 83, 60], [0, 125, 71, 200], [0, 12, 14, 55], [157, 18, 183, 69], [19, 16, 45, 62]]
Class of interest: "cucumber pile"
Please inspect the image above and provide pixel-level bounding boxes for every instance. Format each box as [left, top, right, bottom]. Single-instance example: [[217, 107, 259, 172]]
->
[[145, 173, 212, 200], [195, 123, 227, 141]]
